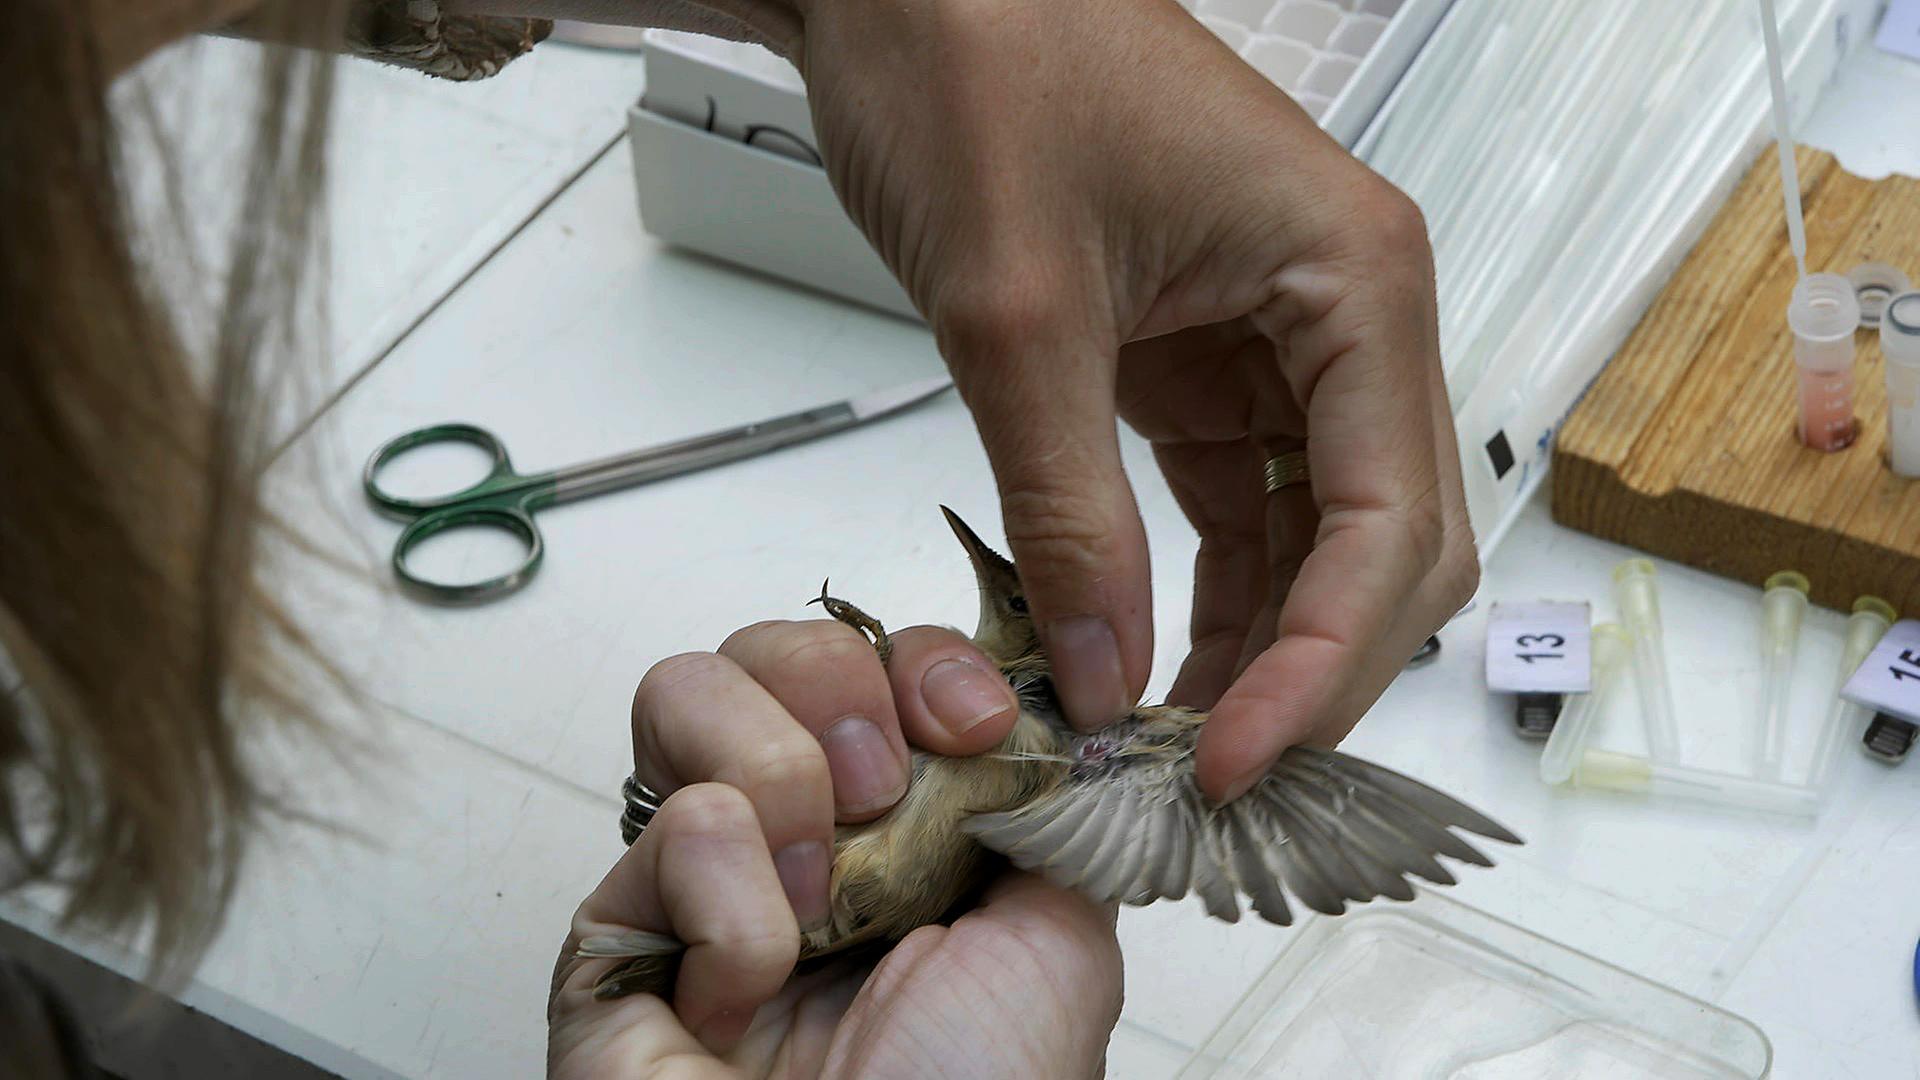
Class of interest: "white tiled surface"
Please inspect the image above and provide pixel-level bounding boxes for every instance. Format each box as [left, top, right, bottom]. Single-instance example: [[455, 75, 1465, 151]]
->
[[8, 23, 1920, 1080]]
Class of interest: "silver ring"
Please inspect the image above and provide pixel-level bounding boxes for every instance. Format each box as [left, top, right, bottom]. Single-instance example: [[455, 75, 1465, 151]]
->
[[621, 774, 663, 846], [1264, 452, 1310, 494]]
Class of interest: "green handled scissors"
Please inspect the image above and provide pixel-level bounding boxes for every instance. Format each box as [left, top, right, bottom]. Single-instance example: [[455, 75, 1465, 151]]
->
[[363, 375, 953, 605]]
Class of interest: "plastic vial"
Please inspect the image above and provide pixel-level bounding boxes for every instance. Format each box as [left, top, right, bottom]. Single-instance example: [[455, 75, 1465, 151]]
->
[[1755, 570, 1809, 781], [1613, 559, 1681, 762], [1883, 291, 1920, 478], [1539, 623, 1632, 785], [1572, 749, 1818, 817], [1788, 273, 1861, 452], [1810, 595, 1897, 790]]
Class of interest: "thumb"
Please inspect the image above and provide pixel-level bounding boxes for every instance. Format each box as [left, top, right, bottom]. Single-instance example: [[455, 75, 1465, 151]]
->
[[942, 319, 1150, 732]]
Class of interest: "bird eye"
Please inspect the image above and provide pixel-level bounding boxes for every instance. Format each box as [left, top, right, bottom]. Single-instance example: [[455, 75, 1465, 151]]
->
[[1008, 595, 1028, 615]]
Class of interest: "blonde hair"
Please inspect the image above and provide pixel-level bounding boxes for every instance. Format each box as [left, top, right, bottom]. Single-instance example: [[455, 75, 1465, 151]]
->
[[0, 1, 342, 974]]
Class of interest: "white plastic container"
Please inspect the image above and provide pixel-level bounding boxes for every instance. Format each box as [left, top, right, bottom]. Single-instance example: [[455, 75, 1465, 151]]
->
[[1882, 291, 1920, 478], [1177, 891, 1772, 1078], [626, 0, 1457, 321]]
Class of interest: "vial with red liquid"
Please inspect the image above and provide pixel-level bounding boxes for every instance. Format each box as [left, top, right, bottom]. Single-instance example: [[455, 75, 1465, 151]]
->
[[1787, 273, 1861, 452]]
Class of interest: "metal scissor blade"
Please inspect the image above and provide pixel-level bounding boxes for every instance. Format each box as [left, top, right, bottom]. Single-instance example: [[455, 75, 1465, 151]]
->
[[848, 374, 954, 422]]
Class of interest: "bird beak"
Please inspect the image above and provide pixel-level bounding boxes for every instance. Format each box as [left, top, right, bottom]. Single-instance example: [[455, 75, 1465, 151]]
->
[[939, 505, 1015, 577]]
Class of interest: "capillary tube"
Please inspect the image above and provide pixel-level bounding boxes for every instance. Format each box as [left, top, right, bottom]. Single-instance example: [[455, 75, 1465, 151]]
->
[[1756, 571, 1809, 780], [1614, 559, 1681, 762], [1539, 623, 1632, 786], [1571, 749, 1818, 817], [1809, 596, 1897, 791]]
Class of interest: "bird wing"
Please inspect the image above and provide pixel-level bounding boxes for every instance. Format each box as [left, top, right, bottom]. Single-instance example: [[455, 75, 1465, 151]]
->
[[960, 744, 1521, 926]]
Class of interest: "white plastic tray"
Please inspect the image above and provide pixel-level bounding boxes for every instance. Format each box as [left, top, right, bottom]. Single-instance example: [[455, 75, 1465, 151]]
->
[[1178, 891, 1773, 1079]]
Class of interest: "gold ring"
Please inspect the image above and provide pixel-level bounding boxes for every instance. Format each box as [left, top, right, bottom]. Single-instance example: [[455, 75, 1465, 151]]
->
[[1264, 452, 1310, 494]]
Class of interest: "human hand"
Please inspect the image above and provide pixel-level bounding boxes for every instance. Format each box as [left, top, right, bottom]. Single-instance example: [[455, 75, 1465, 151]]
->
[[776, 0, 1477, 800], [548, 619, 1122, 1078]]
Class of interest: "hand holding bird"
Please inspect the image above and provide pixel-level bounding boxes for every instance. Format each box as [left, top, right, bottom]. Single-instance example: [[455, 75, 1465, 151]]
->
[[550, 509, 1516, 1073]]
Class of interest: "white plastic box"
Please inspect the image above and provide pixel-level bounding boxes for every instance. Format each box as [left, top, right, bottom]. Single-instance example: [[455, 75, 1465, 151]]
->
[[1177, 891, 1773, 1078], [626, 0, 1457, 321]]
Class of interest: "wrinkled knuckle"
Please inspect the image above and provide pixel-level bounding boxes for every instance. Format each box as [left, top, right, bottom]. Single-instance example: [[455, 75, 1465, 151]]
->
[[728, 737, 831, 802], [641, 651, 731, 693], [1353, 178, 1430, 261], [717, 619, 792, 656], [658, 781, 757, 837], [999, 486, 1113, 582], [634, 652, 731, 720], [765, 622, 875, 681], [893, 623, 983, 658], [729, 923, 803, 968], [692, 886, 801, 959], [932, 268, 1070, 358], [1402, 495, 1448, 576]]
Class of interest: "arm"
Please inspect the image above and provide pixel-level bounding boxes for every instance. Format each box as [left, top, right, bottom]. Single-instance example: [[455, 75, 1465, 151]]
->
[[440, 0, 1471, 791], [460, 0, 1471, 791]]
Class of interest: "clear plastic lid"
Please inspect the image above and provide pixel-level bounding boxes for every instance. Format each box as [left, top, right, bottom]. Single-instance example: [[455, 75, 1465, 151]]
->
[[1177, 891, 1771, 1078]]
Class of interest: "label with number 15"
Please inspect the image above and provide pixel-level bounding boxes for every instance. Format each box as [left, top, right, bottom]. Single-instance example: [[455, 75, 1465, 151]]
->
[[1843, 618, 1920, 722]]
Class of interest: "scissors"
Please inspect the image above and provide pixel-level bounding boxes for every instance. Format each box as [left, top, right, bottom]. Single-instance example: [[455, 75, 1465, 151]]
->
[[363, 375, 953, 604]]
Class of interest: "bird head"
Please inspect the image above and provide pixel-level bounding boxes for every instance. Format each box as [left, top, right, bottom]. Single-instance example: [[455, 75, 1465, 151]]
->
[[939, 506, 1041, 670]]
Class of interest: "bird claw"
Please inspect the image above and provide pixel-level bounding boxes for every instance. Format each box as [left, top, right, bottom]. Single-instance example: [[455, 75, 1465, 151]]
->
[[806, 578, 893, 663]]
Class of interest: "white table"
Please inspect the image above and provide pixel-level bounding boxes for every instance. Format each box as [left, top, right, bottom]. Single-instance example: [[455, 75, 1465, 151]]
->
[[8, 30, 1920, 1080]]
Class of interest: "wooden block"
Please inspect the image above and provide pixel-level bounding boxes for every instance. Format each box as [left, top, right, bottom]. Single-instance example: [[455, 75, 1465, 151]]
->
[[1551, 148, 1920, 614]]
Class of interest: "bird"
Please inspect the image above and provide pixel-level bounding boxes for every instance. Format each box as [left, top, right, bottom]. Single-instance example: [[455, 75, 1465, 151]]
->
[[579, 507, 1520, 1000]]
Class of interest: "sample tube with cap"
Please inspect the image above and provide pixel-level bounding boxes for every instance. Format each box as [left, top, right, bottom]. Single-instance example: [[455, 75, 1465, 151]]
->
[[1572, 749, 1818, 817], [1755, 570, 1809, 780], [1614, 559, 1681, 762], [1883, 291, 1920, 478], [1810, 595, 1897, 790], [1788, 273, 1861, 452], [1540, 623, 1632, 785]]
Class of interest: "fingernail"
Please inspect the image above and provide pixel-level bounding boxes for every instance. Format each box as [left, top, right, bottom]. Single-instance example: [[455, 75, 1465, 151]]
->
[[819, 716, 907, 814], [773, 841, 831, 932], [921, 658, 1016, 736], [695, 1007, 754, 1051], [1043, 616, 1129, 731]]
